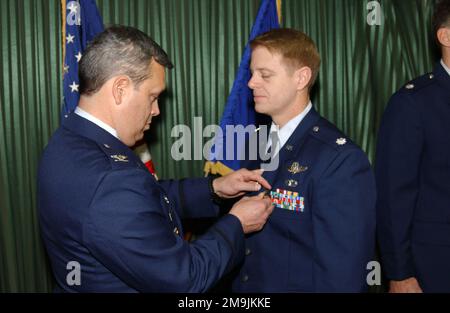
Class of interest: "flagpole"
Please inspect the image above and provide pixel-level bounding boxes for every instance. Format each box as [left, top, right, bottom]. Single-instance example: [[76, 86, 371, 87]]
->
[[61, 0, 66, 72], [276, 0, 282, 25]]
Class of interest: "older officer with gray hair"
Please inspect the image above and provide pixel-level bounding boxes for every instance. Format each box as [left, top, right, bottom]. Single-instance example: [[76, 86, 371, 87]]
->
[[37, 25, 274, 293]]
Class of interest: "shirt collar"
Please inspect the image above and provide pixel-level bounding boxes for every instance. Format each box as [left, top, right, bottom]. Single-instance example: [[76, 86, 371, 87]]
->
[[267, 101, 313, 154], [441, 59, 450, 77], [74, 107, 119, 139]]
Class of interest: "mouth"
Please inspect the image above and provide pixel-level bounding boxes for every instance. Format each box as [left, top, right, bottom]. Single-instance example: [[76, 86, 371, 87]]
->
[[253, 96, 266, 102]]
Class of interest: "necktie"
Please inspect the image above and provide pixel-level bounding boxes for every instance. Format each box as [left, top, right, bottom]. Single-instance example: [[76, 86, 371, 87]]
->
[[264, 130, 279, 162]]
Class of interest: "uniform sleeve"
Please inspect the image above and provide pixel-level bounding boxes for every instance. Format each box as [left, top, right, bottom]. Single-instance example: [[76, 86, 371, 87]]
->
[[158, 177, 220, 218], [82, 169, 244, 292], [312, 148, 376, 292], [375, 92, 424, 280]]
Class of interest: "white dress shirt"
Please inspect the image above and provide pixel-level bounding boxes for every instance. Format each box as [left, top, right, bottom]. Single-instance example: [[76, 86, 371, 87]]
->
[[74, 107, 119, 139], [441, 59, 450, 77], [265, 101, 313, 158]]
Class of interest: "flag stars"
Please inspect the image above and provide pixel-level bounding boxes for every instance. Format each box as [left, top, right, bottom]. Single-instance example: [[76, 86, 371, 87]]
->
[[68, 2, 78, 14], [66, 33, 75, 44], [75, 52, 82, 63], [63, 64, 69, 74], [69, 81, 79, 93]]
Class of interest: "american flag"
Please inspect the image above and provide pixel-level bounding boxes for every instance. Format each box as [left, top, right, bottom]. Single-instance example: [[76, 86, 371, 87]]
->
[[62, 0, 104, 115]]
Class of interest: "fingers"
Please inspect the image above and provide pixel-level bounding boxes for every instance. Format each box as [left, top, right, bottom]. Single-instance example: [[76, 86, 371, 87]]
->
[[235, 181, 262, 193], [253, 193, 274, 211], [263, 196, 274, 210], [231, 192, 274, 234], [252, 168, 264, 175], [241, 169, 271, 190], [250, 173, 271, 190], [256, 198, 274, 231]]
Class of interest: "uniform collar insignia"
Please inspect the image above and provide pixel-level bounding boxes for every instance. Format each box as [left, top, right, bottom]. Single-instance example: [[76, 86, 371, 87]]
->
[[110, 154, 129, 162]]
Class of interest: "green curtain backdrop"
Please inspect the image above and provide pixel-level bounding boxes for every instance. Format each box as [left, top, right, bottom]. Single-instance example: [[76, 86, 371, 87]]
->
[[0, 0, 63, 292], [0, 0, 438, 292]]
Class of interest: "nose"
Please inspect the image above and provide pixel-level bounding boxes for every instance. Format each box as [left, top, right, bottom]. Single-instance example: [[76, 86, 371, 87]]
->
[[248, 74, 257, 90], [151, 101, 160, 117]]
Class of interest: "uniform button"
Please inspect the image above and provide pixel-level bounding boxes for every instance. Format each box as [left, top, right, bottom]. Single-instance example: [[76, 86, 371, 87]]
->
[[241, 274, 249, 282], [164, 196, 170, 204], [245, 248, 251, 256], [313, 126, 319, 132]]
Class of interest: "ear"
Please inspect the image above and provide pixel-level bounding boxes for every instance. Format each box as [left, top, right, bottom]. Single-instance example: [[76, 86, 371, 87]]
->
[[437, 27, 450, 48], [294, 66, 312, 91], [112, 75, 131, 105]]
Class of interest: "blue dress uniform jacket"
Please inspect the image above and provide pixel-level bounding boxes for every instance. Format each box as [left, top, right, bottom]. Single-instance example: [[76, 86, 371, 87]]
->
[[232, 107, 376, 292], [376, 63, 450, 292], [37, 113, 244, 293]]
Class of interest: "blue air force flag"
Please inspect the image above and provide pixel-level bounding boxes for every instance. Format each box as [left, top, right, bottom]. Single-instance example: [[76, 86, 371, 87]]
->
[[204, 0, 280, 176]]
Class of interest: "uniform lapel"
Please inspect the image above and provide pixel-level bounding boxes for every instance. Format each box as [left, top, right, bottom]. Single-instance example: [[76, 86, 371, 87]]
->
[[435, 62, 450, 103], [261, 107, 321, 187]]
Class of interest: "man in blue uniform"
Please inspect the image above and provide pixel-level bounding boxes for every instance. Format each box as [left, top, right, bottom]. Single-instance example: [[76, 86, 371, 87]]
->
[[37, 26, 274, 293], [376, 0, 450, 293], [230, 29, 376, 292]]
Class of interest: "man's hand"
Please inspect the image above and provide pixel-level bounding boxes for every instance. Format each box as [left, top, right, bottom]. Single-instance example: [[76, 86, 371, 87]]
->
[[212, 169, 271, 199], [389, 277, 423, 293], [229, 192, 274, 234]]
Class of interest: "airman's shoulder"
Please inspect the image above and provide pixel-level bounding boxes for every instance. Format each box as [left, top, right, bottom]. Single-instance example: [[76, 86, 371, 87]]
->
[[308, 118, 358, 153], [94, 141, 143, 171], [397, 71, 437, 96]]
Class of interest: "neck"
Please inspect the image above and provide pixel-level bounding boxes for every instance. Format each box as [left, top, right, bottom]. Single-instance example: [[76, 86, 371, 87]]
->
[[272, 94, 310, 128], [78, 94, 115, 129]]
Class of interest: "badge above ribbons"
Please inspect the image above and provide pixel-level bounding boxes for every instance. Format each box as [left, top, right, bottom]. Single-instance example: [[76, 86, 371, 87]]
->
[[270, 188, 304, 212]]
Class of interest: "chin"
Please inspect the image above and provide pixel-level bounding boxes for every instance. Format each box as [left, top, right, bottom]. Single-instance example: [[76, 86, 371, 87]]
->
[[254, 105, 268, 115], [123, 139, 136, 147], [136, 133, 144, 141]]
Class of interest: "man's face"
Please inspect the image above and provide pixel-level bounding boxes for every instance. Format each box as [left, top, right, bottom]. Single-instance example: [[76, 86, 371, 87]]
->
[[248, 46, 299, 119], [115, 61, 166, 147]]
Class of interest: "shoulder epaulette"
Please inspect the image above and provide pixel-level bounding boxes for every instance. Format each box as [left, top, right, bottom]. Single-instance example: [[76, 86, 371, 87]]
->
[[96, 142, 141, 170], [308, 119, 356, 151], [401, 72, 436, 94]]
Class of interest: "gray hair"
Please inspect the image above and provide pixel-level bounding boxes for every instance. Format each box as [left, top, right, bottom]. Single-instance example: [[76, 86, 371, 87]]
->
[[79, 25, 173, 95]]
